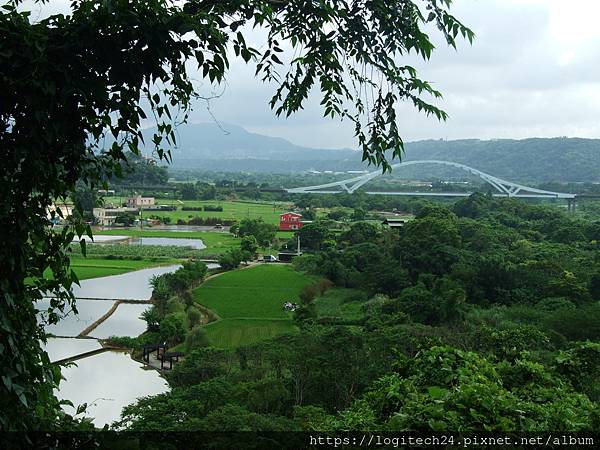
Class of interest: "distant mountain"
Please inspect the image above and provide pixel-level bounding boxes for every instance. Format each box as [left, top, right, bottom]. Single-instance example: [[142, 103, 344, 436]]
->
[[142, 123, 600, 182], [142, 122, 358, 170], [401, 138, 600, 183]]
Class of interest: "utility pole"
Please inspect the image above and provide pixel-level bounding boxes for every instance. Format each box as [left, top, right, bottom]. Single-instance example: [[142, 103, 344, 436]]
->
[[297, 234, 300, 255]]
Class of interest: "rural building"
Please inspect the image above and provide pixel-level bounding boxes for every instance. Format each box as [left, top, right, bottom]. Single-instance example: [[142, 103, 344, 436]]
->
[[382, 218, 406, 229], [279, 212, 303, 231], [93, 207, 138, 226], [127, 195, 155, 208], [278, 251, 302, 262]]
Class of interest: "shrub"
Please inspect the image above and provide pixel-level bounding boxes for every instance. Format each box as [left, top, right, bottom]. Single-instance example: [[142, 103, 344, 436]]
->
[[299, 284, 320, 305], [141, 307, 161, 332], [166, 297, 185, 314], [396, 283, 440, 325], [543, 304, 600, 341], [181, 291, 195, 309], [105, 332, 161, 350], [555, 341, 600, 400], [159, 313, 187, 345], [535, 297, 576, 312], [167, 348, 233, 387], [294, 303, 316, 322], [218, 248, 245, 270], [362, 294, 391, 316], [473, 325, 551, 360], [185, 326, 210, 352], [240, 235, 259, 255], [104, 336, 138, 349], [298, 279, 333, 305], [316, 279, 334, 295], [292, 254, 319, 273], [186, 216, 235, 226], [186, 306, 203, 328]]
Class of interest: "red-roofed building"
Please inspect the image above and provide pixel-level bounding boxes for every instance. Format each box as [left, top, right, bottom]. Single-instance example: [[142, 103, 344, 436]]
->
[[279, 212, 303, 231]]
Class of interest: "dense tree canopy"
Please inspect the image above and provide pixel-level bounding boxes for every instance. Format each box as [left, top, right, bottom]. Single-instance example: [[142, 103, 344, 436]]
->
[[0, 0, 473, 430], [115, 197, 600, 436]]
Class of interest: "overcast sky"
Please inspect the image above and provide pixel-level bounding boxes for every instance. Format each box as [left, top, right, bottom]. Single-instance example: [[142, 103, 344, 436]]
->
[[184, 0, 600, 149], [24, 0, 600, 149]]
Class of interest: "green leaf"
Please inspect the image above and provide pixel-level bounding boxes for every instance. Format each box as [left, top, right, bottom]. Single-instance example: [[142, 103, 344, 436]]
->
[[427, 386, 447, 399]]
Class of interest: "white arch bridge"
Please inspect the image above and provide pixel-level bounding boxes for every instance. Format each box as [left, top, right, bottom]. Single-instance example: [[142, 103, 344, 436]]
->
[[285, 160, 575, 199]]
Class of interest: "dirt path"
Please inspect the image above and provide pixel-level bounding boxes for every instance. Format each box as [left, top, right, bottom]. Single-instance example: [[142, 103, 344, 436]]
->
[[78, 301, 122, 337]]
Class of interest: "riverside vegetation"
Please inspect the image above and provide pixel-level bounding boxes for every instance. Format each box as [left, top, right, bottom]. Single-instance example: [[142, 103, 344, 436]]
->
[[107, 194, 600, 436], [6, 0, 599, 439]]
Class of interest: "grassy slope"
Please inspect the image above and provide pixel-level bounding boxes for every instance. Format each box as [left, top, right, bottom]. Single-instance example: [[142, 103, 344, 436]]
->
[[193, 265, 316, 348], [313, 288, 367, 321]]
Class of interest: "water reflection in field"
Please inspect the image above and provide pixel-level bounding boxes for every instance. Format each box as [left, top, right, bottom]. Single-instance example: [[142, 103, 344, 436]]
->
[[73, 235, 130, 243], [58, 351, 168, 427], [38, 298, 115, 337], [43, 337, 101, 362], [133, 236, 206, 249], [71, 264, 181, 300], [91, 303, 150, 339]]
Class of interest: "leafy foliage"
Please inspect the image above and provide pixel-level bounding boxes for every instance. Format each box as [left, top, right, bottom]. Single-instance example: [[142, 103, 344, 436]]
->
[[327, 346, 598, 432], [237, 218, 277, 246], [2, 0, 473, 430]]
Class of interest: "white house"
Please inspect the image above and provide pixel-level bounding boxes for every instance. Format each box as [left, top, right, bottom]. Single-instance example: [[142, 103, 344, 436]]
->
[[93, 207, 138, 226], [127, 195, 155, 208]]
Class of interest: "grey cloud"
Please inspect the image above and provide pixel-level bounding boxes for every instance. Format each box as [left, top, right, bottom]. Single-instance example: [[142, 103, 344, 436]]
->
[[16, 0, 600, 149]]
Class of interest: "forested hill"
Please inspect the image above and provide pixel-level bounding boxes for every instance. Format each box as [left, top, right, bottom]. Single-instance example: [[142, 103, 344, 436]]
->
[[140, 123, 600, 182], [402, 138, 600, 183], [142, 123, 356, 171]]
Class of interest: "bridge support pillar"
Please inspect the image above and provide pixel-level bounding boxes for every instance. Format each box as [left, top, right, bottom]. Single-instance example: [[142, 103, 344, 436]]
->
[[567, 199, 577, 214]]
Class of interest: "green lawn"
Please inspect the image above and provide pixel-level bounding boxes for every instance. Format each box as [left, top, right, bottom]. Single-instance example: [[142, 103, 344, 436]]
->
[[102, 198, 294, 225], [92, 229, 240, 256], [203, 318, 298, 349], [313, 288, 367, 321], [193, 265, 315, 347]]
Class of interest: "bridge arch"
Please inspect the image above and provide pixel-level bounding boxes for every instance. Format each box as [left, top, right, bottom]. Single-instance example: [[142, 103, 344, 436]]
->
[[286, 160, 575, 199]]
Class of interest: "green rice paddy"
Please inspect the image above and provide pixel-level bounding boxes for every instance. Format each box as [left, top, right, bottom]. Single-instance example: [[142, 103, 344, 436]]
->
[[43, 256, 178, 281], [202, 318, 297, 349], [193, 265, 316, 347]]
